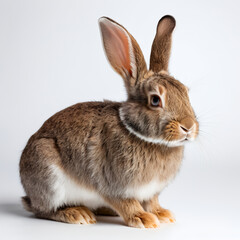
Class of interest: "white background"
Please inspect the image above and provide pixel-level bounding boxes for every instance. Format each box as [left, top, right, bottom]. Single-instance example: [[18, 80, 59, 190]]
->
[[0, 0, 240, 239]]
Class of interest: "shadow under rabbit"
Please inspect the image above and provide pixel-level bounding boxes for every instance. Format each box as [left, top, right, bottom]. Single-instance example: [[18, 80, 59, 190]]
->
[[0, 202, 32, 218], [0, 201, 126, 226]]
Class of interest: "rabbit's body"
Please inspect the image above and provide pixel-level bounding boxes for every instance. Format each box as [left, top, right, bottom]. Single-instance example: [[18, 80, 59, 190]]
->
[[20, 101, 182, 213], [20, 16, 199, 228]]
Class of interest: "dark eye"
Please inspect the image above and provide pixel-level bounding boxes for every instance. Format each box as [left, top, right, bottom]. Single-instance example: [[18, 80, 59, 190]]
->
[[150, 95, 162, 107]]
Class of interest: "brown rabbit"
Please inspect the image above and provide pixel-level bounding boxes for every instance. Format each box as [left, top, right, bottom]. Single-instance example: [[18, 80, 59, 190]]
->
[[19, 15, 199, 228]]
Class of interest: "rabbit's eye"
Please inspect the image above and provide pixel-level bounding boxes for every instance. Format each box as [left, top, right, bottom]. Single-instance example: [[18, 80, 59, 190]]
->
[[150, 95, 162, 107]]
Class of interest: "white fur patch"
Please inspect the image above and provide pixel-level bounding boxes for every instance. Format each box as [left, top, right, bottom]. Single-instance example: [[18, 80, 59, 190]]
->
[[49, 165, 167, 210], [123, 179, 167, 201], [49, 165, 108, 210], [119, 108, 184, 147]]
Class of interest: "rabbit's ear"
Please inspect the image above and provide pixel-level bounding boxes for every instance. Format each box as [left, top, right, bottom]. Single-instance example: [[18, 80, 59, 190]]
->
[[150, 15, 176, 73], [99, 17, 147, 92]]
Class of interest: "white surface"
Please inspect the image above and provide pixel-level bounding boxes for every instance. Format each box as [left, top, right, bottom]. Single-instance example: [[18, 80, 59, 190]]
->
[[0, 0, 240, 239]]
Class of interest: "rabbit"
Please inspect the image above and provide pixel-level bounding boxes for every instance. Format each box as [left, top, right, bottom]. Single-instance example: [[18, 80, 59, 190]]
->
[[19, 15, 199, 228]]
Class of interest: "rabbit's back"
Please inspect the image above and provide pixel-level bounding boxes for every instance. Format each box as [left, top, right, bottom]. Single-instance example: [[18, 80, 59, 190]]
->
[[21, 101, 122, 180]]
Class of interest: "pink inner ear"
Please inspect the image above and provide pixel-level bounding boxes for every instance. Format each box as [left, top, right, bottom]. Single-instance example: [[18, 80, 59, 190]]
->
[[101, 21, 132, 77]]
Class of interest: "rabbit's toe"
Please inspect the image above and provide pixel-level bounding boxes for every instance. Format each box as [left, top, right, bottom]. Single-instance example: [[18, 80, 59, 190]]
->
[[127, 212, 160, 228], [59, 206, 96, 224], [154, 208, 176, 223]]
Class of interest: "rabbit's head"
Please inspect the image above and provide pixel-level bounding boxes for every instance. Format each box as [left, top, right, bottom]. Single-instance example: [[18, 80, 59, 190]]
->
[[99, 16, 199, 147]]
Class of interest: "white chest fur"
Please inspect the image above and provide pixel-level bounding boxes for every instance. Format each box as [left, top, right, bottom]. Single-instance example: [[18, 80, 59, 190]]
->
[[123, 179, 167, 201], [49, 164, 167, 211]]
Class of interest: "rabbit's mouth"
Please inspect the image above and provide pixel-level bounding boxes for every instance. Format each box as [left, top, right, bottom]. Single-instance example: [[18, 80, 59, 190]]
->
[[181, 138, 188, 142], [162, 118, 199, 145], [166, 130, 197, 145], [179, 137, 192, 144]]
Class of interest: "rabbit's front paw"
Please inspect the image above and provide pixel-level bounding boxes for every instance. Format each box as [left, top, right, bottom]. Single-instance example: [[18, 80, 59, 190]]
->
[[127, 212, 160, 228], [154, 208, 176, 223]]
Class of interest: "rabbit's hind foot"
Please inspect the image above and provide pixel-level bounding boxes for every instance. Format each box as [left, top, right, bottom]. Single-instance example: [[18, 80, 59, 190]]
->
[[36, 206, 96, 224]]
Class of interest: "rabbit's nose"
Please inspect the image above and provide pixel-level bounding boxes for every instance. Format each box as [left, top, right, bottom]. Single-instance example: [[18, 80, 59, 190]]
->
[[180, 125, 189, 133], [179, 117, 195, 134]]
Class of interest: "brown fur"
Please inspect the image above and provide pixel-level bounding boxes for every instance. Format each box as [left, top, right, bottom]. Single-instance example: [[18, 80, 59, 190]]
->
[[150, 15, 176, 72], [93, 207, 118, 216], [19, 15, 199, 228], [142, 195, 175, 223]]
